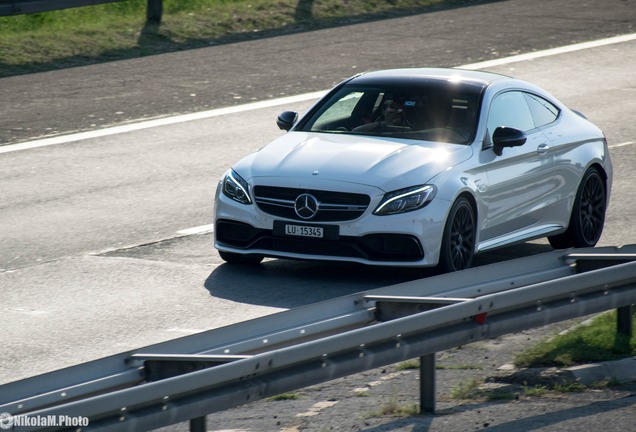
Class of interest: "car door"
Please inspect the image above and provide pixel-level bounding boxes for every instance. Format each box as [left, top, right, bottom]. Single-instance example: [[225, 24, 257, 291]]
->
[[477, 90, 559, 247]]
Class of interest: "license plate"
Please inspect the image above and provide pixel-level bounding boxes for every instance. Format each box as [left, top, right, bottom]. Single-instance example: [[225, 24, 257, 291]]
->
[[273, 221, 339, 240], [284, 224, 324, 238]]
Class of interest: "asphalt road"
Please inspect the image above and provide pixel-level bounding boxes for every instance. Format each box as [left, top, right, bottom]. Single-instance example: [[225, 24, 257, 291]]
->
[[1, 0, 636, 431], [1, 0, 635, 145]]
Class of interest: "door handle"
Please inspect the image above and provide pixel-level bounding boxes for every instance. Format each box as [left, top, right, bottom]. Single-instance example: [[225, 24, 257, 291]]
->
[[537, 143, 550, 155]]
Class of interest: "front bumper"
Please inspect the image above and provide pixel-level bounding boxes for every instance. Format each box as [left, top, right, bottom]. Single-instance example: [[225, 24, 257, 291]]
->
[[214, 186, 450, 267], [216, 219, 425, 262]]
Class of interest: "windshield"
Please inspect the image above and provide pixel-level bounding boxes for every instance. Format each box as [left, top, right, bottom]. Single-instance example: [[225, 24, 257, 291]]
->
[[298, 81, 484, 144]]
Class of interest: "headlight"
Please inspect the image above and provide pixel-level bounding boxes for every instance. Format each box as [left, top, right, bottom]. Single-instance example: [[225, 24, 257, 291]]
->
[[222, 169, 252, 205], [373, 185, 436, 215]]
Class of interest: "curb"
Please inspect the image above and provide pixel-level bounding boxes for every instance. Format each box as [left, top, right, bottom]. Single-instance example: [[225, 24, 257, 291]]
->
[[565, 356, 636, 385]]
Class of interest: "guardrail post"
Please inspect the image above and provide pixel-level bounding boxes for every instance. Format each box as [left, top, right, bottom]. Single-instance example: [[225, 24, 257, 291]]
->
[[617, 305, 634, 338], [419, 353, 436, 414], [190, 416, 206, 432], [146, 0, 162, 25]]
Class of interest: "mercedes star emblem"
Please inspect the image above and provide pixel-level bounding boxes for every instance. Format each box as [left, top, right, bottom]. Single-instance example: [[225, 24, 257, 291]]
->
[[294, 193, 319, 219]]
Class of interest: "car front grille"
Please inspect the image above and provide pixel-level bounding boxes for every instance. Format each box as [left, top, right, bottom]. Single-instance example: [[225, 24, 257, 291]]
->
[[253, 186, 371, 222]]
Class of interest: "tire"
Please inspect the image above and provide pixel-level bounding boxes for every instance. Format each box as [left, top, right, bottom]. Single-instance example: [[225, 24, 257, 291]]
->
[[438, 197, 476, 273], [548, 167, 606, 249], [219, 251, 264, 265]]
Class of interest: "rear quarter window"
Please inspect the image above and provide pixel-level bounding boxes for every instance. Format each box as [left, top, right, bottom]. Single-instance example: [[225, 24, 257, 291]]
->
[[524, 93, 560, 127]]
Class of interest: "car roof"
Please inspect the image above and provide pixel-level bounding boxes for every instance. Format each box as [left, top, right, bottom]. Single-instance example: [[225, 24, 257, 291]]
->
[[348, 67, 510, 88]]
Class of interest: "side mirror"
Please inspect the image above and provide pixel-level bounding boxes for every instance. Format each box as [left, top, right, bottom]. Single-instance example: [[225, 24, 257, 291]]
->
[[276, 111, 298, 131], [492, 126, 527, 156]]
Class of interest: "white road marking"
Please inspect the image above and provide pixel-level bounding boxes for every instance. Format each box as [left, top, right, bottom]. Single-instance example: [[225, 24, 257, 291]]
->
[[352, 371, 411, 395], [1, 33, 635, 155], [461, 33, 636, 70], [295, 400, 338, 418], [176, 224, 215, 236], [6, 307, 50, 316], [0, 91, 325, 155], [609, 141, 635, 148]]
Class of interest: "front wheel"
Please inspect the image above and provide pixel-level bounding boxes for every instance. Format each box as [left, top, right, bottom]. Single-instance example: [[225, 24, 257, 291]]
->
[[219, 251, 264, 265], [438, 197, 476, 273], [548, 167, 606, 249]]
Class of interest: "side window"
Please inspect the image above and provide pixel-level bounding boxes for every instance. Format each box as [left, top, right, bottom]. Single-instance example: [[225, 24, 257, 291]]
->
[[487, 91, 535, 140], [525, 93, 559, 127]]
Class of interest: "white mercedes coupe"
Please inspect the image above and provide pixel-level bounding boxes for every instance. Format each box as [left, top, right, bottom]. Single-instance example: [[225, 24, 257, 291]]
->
[[214, 68, 612, 272]]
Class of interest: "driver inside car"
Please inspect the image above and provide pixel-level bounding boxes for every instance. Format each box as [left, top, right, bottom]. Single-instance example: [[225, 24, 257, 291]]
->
[[353, 97, 408, 132]]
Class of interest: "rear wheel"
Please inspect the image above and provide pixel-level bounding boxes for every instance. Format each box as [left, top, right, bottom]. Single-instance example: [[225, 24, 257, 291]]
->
[[219, 251, 264, 265], [548, 167, 606, 249], [438, 197, 476, 273]]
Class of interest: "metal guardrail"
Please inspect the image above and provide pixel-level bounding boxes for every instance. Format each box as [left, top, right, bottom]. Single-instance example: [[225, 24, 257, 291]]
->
[[0, 0, 163, 24], [1, 245, 635, 431], [0, 0, 125, 15]]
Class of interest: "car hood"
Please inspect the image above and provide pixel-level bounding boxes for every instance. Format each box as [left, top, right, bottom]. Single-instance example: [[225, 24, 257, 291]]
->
[[234, 132, 473, 192]]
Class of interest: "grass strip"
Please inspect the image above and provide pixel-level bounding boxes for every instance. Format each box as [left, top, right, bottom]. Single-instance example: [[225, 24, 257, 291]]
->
[[514, 311, 636, 368], [0, 0, 483, 76]]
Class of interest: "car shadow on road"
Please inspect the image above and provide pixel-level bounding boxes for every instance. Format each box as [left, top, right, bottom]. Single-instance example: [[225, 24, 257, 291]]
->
[[204, 258, 432, 309], [204, 242, 554, 309]]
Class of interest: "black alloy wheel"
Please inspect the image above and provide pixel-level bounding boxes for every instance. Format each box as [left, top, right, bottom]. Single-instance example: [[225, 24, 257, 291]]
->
[[579, 170, 606, 245], [439, 197, 476, 273], [549, 167, 606, 249]]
